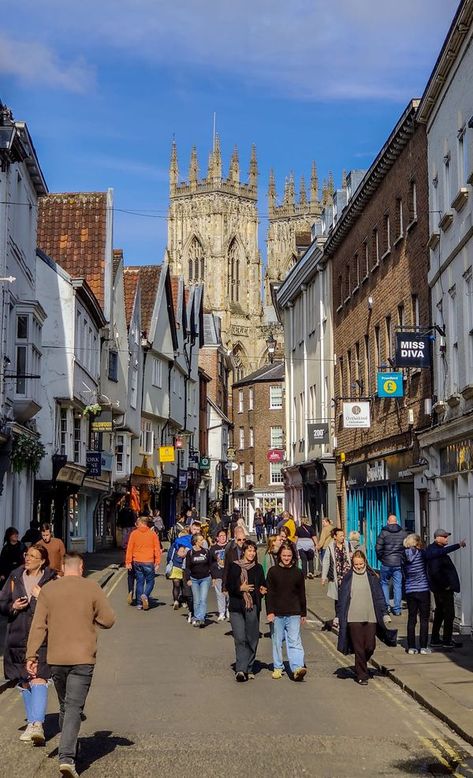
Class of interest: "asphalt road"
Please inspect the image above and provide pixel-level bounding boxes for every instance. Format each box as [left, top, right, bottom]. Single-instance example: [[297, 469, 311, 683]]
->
[[1, 568, 473, 777]]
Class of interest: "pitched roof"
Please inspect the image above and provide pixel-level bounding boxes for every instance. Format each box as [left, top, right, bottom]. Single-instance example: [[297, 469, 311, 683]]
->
[[233, 360, 284, 387], [37, 192, 108, 309], [112, 248, 123, 282], [123, 267, 140, 328], [133, 265, 162, 336]]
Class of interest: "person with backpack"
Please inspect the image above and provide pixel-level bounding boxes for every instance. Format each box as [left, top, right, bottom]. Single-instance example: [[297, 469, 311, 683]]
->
[[295, 517, 318, 579]]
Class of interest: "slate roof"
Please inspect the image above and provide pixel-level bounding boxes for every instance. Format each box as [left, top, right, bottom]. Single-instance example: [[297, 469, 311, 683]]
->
[[123, 267, 140, 328], [233, 360, 284, 387], [37, 192, 108, 309]]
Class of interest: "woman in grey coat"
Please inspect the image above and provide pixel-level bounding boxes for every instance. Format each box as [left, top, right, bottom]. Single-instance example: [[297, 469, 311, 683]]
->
[[321, 527, 352, 627]]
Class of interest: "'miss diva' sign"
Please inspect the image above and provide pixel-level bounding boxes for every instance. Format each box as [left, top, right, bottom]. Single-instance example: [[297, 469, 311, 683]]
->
[[395, 332, 431, 368]]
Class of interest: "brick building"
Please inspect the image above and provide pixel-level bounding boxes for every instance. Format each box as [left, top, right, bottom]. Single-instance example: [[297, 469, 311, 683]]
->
[[325, 101, 432, 566], [231, 362, 285, 527]]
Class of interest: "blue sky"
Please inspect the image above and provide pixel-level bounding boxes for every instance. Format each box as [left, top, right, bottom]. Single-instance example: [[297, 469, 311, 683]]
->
[[0, 0, 458, 265]]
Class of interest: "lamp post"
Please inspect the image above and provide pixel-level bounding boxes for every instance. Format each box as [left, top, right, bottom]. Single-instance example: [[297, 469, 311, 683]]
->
[[266, 332, 276, 363]]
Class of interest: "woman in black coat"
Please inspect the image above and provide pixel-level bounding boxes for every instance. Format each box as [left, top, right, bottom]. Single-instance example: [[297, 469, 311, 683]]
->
[[0, 526, 26, 588], [0, 543, 56, 744], [226, 540, 266, 682], [337, 550, 396, 685]]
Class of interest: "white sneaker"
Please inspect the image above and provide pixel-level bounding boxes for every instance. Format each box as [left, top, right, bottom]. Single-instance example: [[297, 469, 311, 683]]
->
[[30, 721, 45, 746], [217, 614, 226, 622], [59, 764, 80, 778], [420, 648, 432, 655], [332, 617, 339, 628], [19, 723, 34, 742], [407, 648, 418, 655], [173, 600, 179, 610], [187, 614, 193, 624]]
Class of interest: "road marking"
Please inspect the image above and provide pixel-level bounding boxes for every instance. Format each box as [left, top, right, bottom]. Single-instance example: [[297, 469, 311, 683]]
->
[[309, 626, 471, 775], [104, 567, 126, 597]]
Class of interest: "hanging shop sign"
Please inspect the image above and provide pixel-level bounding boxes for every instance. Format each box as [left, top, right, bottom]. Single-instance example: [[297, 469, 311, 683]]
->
[[226, 447, 236, 461], [175, 436, 183, 449], [377, 371, 404, 398], [395, 332, 431, 368], [343, 402, 371, 429], [159, 446, 175, 463], [86, 451, 101, 477], [199, 455, 211, 470], [178, 470, 188, 490], [225, 461, 239, 471], [267, 449, 284, 463], [90, 410, 113, 433], [307, 423, 329, 445]]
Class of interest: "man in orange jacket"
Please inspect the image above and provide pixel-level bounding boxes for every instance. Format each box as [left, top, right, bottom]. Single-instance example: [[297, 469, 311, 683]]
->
[[125, 516, 161, 610]]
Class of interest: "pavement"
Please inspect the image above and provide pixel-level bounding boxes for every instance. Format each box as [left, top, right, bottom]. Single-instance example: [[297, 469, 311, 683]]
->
[[305, 574, 473, 746], [1, 556, 473, 776]]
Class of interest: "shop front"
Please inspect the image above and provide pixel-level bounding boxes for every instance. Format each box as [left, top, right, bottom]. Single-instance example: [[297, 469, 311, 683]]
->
[[419, 424, 473, 634], [345, 453, 415, 569]]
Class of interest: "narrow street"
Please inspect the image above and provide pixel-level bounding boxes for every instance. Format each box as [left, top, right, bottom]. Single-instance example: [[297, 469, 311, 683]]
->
[[1, 568, 473, 777]]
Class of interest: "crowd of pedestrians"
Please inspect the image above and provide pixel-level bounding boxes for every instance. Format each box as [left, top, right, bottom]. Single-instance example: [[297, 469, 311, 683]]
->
[[0, 502, 468, 774]]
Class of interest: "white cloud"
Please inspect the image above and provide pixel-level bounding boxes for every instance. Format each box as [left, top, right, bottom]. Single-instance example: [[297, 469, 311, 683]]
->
[[1, 0, 458, 100], [0, 33, 94, 93]]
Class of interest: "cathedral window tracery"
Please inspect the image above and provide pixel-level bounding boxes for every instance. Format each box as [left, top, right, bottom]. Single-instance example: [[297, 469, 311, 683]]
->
[[188, 236, 205, 282], [228, 238, 240, 302]]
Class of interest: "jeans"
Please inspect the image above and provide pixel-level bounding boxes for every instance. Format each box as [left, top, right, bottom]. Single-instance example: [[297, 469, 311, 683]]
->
[[191, 576, 211, 622], [255, 525, 264, 542], [298, 548, 315, 577], [20, 682, 48, 724], [348, 622, 376, 681], [51, 664, 94, 765], [213, 578, 228, 617], [230, 609, 260, 673], [272, 615, 305, 672], [432, 589, 455, 644], [380, 564, 403, 613], [134, 562, 155, 602], [406, 590, 430, 649]]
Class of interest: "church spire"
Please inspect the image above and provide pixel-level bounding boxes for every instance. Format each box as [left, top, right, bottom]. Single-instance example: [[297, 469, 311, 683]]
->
[[229, 145, 240, 184], [341, 169, 347, 189], [310, 161, 318, 204], [189, 146, 198, 186], [249, 144, 258, 189], [212, 133, 222, 180], [268, 168, 276, 214], [170, 139, 178, 195], [299, 175, 307, 205], [284, 173, 295, 206]]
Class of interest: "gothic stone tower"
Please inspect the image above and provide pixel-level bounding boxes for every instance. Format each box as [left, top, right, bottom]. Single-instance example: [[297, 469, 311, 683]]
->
[[166, 138, 266, 375], [265, 164, 335, 303]]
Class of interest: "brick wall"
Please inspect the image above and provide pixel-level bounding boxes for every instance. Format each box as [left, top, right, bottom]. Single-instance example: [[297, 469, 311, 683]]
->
[[231, 379, 285, 493], [330, 122, 431, 525]]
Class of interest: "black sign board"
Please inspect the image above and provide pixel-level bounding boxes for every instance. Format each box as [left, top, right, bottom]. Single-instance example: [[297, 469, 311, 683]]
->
[[395, 332, 431, 368], [86, 451, 102, 477], [308, 423, 329, 446]]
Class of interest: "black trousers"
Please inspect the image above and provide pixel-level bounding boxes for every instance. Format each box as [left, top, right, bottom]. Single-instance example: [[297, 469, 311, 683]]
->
[[348, 622, 376, 681], [406, 590, 430, 649], [298, 549, 315, 577], [432, 589, 455, 644], [230, 609, 260, 674]]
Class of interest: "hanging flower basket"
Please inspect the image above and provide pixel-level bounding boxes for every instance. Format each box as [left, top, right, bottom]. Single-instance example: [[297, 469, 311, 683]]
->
[[83, 403, 101, 417], [11, 434, 46, 474]]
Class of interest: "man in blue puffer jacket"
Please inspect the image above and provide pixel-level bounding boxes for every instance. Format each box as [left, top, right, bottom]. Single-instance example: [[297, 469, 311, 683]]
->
[[375, 514, 407, 615]]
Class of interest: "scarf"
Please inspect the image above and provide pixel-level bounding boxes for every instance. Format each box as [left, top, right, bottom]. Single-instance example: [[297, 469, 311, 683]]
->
[[235, 558, 256, 610]]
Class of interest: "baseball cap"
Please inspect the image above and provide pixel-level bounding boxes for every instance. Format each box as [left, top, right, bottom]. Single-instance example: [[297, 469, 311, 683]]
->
[[434, 528, 451, 538]]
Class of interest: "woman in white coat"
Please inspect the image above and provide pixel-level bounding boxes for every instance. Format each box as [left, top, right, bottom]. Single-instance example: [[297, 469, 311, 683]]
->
[[321, 527, 352, 627]]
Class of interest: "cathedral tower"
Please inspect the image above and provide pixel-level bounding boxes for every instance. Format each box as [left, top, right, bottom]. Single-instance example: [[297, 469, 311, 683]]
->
[[265, 162, 324, 303], [166, 139, 266, 374]]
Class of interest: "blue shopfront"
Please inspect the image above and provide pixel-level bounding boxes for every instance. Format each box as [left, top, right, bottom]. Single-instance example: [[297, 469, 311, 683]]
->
[[345, 455, 415, 569]]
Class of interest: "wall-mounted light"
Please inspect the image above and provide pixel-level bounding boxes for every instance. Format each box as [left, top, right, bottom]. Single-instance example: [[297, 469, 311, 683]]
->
[[368, 296, 373, 310]]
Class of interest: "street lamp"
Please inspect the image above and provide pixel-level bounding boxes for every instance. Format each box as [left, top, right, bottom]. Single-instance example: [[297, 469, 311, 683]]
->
[[266, 332, 276, 363]]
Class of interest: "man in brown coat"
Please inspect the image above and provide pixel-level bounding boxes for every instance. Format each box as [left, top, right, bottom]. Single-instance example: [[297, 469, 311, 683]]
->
[[26, 553, 115, 778]]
